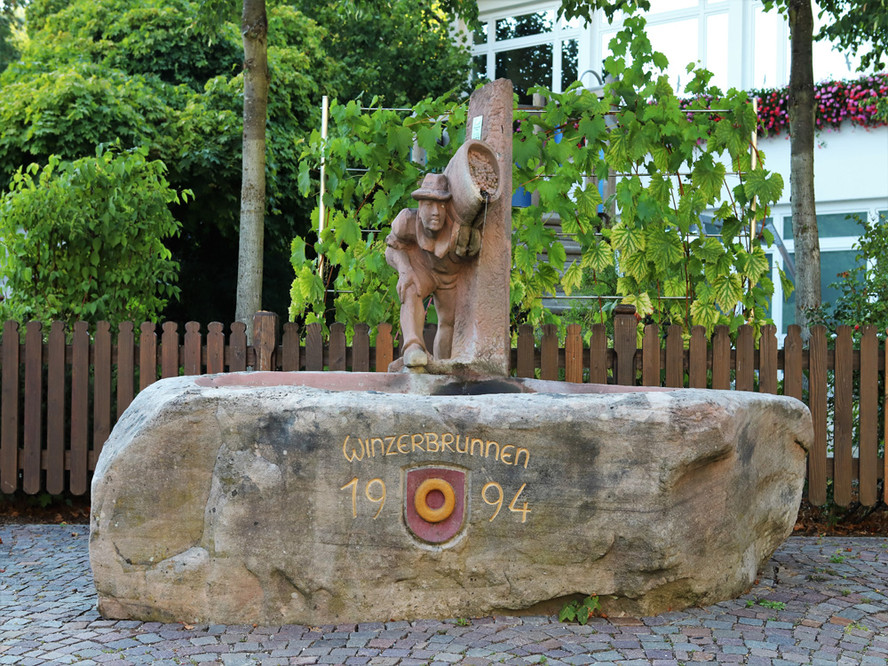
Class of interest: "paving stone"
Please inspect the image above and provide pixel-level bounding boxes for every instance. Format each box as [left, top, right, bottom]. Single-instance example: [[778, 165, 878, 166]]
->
[[4, 528, 888, 665]]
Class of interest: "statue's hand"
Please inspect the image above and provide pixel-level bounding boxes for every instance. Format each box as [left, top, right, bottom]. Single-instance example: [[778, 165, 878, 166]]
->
[[454, 224, 482, 258], [465, 228, 482, 257], [396, 273, 418, 301]]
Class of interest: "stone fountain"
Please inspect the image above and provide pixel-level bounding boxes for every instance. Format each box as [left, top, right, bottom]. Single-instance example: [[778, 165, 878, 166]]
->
[[90, 80, 812, 625]]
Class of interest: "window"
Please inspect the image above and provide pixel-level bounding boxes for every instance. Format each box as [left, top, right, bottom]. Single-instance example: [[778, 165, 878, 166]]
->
[[769, 209, 879, 332], [471, 3, 585, 104]]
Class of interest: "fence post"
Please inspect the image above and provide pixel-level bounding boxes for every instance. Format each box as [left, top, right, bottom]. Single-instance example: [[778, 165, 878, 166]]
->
[[253, 311, 280, 371], [613, 304, 638, 386]]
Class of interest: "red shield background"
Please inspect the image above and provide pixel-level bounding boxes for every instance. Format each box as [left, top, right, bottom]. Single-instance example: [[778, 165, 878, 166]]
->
[[404, 467, 466, 544]]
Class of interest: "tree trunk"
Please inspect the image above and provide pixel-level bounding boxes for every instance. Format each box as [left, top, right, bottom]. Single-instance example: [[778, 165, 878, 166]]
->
[[235, 0, 269, 336], [787, 0, 820, 338]]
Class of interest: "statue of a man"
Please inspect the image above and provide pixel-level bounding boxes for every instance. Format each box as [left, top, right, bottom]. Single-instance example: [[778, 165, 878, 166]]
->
[[385, 173, 474, 368], [385, 139, 501, 370]]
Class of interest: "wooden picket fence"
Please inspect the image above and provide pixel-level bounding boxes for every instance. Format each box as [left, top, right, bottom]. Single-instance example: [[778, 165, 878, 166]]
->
[[1, 307, 884, 507]]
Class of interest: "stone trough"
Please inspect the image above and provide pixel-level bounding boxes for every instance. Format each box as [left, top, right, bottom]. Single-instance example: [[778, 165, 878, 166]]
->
[[90, 371, 811, 625]]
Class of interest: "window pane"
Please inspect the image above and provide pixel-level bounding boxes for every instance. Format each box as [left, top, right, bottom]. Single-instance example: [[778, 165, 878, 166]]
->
[[496, 43, 553, 104], [473, 22, 488, 45], [706, 13, 729, 91], [647, 0, 700, 12], [473, 54, 487, 79], [647, 18, 699, 92], [782, 249, 862, 327], [562, 39, 579, 92], [496, 10, 554, 41], [561, 14, 585, 29], [754, 9, 782, 88], [783, 212, 867, 240]]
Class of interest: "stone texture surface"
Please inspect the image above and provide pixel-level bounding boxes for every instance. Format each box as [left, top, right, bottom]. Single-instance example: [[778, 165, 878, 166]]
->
[[447, 78, 513, 375], [90, 373, 811, 625], [9, 525, 888, 665]]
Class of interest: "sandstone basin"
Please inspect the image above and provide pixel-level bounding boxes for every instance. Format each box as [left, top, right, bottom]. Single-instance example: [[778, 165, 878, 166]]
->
[[90, 372, 812, 624]]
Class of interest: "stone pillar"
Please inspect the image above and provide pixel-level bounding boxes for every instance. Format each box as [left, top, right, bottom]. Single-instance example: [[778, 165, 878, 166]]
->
[[447, 79, 513, 376]]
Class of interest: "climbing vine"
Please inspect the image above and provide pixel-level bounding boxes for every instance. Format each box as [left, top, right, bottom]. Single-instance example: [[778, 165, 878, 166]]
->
[[292, 13, 788, 339]]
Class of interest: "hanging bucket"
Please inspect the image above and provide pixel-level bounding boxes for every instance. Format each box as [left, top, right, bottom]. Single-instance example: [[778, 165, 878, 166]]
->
[[443, 139, 502, 227]]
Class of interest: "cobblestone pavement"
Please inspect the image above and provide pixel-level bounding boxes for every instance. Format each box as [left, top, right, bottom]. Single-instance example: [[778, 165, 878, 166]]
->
[[2, 526, 887, 665]]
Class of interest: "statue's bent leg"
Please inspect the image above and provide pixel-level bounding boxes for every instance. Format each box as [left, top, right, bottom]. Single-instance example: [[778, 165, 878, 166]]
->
[[401, 283, 429, 367], [432, 289, 457, 360]]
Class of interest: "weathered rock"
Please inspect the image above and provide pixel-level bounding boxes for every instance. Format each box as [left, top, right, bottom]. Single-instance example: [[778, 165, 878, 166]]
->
[[90, 372, 811, 624]]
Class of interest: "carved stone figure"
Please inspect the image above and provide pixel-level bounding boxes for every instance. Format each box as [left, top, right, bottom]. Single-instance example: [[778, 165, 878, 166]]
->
[[386, 140, 502, 369]]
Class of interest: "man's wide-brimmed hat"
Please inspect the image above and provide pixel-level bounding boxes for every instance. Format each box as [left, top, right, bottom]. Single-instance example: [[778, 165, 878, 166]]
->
[[411, 173, 451, 201]]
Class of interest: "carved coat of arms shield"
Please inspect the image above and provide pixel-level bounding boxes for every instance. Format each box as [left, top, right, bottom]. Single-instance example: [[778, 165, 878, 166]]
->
[[404, 467, 467, 544]]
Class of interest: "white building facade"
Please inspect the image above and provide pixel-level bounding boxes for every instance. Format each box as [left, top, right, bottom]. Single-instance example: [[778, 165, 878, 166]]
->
[[471, 0, 888, 331]]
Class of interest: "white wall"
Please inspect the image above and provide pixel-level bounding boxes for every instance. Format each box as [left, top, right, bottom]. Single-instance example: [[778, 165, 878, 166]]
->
[[761, 125, 888, 207]]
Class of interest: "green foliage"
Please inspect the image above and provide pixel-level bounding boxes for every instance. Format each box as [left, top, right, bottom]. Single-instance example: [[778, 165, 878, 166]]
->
[[811, 212, 888, 332], [816, 0, 887, 73], [0, 147, 186, 326], [0, 7, 20, 74], [0, 0, 336, 322], [292, 13, 785, 338], [26, 0, 242, 88], [291, 0, 474, 107], [559, 595, 601, 624], [758, 600, 787, 610], [290, 94, 464, 331], [1, 0, 475, 324], [748, 599, 786, 609]]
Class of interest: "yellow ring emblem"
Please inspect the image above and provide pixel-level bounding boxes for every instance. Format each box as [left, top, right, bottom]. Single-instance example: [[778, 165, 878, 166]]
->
[[414, 478, 456, 523]]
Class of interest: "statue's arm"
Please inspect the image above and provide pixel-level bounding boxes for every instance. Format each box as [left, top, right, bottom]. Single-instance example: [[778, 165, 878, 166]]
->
[[385, 209, 421, 300], [385, 209, 416, 263]]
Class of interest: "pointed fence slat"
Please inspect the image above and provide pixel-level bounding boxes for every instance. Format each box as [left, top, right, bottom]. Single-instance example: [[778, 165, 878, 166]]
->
[[23, 322, 43, 494], [70, 322, 90, 496], [665, 325, 683, 388], [516, 324, 535, 378], [688, 326, 707, 388], [353, 324, 371, 372], [184, 322, 202, 375], [375, 323, 393, 372], [281, 323, 301, 372], [46, 322, 66, 495], [833, 326, 854, 507], [759, 325, 778, 394], [1, 311, 885, 501], [711, 326, 731, 390], [540, 324, 558, 381], [783, 326, 803, 401], [858, 325, 879, 506], [589, 323, 608, 384], [161, 322, 179, 378], [565, 324, 583, 383], [229, 322, 247, 372], [93, 321, 112, 459], [306, 323, 324, 371], [735, 325, 754, 391], [207, 323, 225, 374], [642, 324, 659, 386], [1, 321, 19, 493], [808, 326, 828, 506], [329, 323, 347, 371], [253, 313, 278, 371], [117, 322, 135, 417], [139, 323, 157, 390], [613, 306, 637, 386]]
